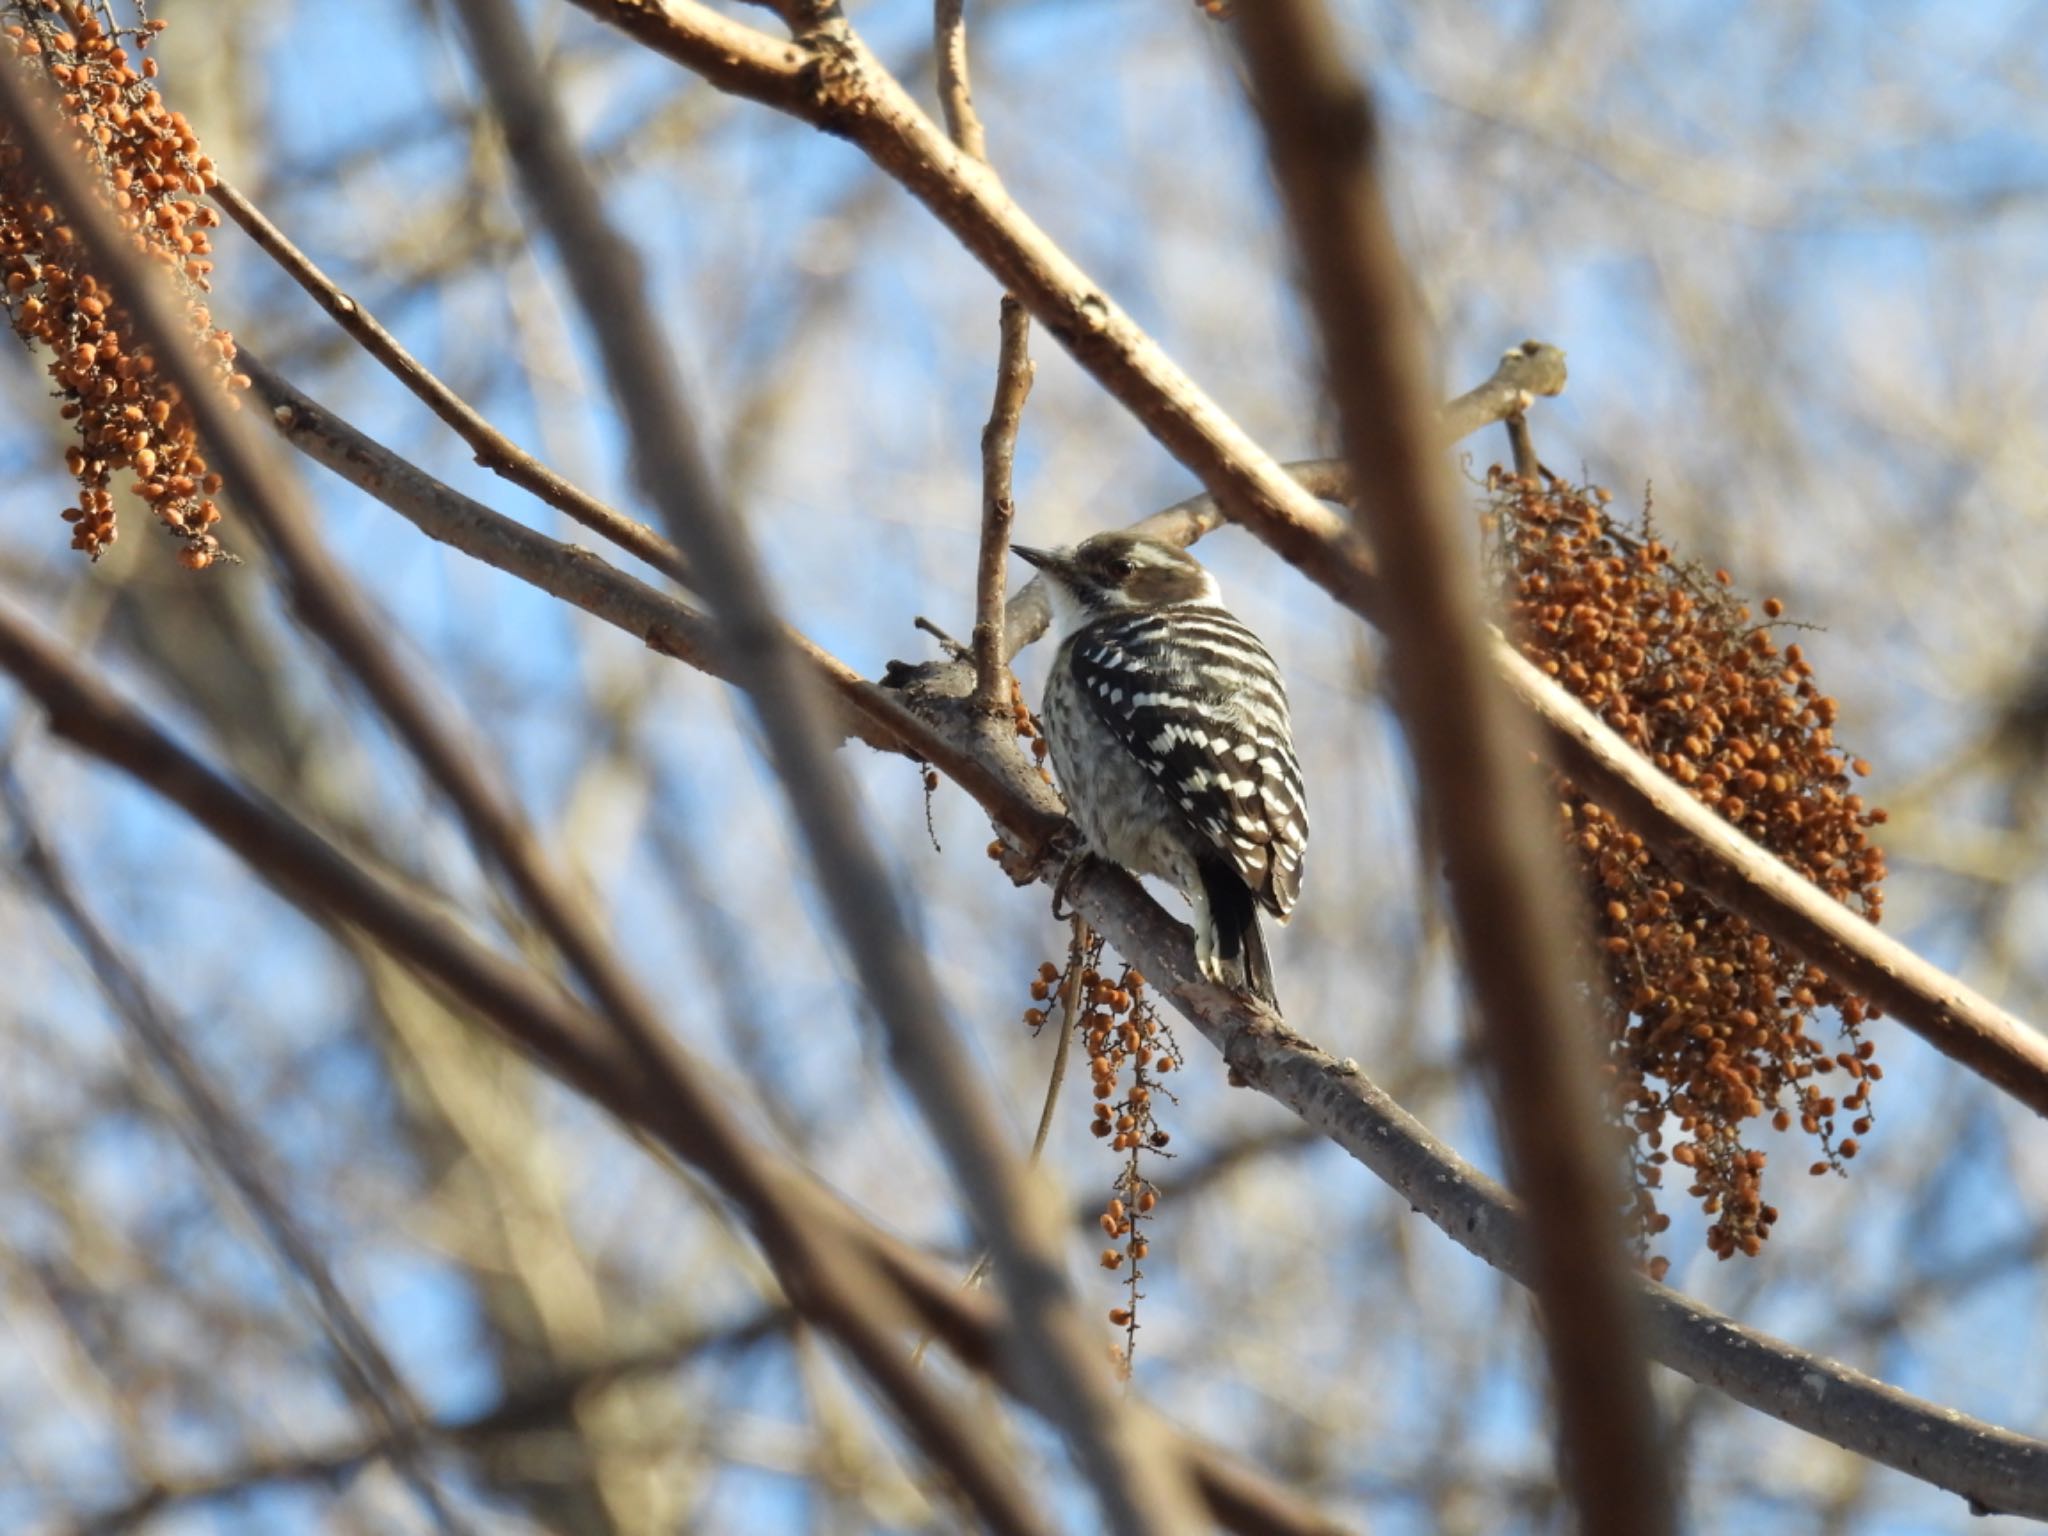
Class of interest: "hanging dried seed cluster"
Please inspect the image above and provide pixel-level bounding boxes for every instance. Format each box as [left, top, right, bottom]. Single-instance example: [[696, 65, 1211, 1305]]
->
[[1491, 474, 1888, 1270], [1, 0, 243, 565], [1020, 945, 1181, 1364]]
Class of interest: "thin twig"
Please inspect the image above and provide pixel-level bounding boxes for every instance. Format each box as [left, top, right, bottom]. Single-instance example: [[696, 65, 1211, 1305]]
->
[[1505, 414, 1540, 480], [933, 0, 987, 162], [443, 3, 1199, 1531], [1234, 7, 1671, 1532], [972, 295, 1034, 714], [1033, 915, 1087, 1161], [1001, 457, 1354, 660], [67, 1308, 792, 1536], [938, 0, 1033, 719], [209, 179, 691, 588], [911, 913, 1085, 1361]]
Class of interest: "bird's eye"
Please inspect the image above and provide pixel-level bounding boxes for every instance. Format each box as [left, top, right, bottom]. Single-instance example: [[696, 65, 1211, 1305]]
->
[[1105, 557, 1134, 581]]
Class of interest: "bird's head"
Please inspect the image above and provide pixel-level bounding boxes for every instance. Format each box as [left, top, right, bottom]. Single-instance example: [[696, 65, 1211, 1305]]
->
[[1012, 532, 1219, 636]]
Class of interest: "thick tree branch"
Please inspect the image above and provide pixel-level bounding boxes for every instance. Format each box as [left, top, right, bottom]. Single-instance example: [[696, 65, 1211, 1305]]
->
[[1494, 642, 2048, 1112], [1049, 851, 2048, 1521]]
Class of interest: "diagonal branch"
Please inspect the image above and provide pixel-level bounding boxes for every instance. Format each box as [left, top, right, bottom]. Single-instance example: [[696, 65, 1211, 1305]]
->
[[1048, 850, 2048, 1522], [1494, 641, 2048, 1112]]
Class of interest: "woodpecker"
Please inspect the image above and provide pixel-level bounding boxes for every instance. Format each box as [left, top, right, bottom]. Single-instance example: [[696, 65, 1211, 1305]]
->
[[1013, 532, 1307, 1008]]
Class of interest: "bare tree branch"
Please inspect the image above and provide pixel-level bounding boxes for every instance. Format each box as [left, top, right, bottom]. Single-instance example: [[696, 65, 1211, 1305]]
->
[[1492, 641, 2048, 1114], [566, 0, 1382, 603], [1440, 340, 1569, 444], [933, 0, 987, 164], [972, 294, 1033, 715], [67, 1308, 793, 1536], [1045, 860, 2048, 1522]]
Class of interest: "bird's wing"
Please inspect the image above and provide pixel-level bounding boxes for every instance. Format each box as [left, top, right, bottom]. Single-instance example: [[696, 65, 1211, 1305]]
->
[[1068, 606, 1307, 917]]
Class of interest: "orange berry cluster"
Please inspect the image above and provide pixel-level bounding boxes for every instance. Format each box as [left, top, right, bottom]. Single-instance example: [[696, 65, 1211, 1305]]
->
[[1008, 672, 1054, 786], [1493, 475, 1887, 1268], [0, 1, 243, 565]]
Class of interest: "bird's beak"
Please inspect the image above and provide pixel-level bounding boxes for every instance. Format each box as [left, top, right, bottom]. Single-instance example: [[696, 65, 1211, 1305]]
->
[[1011, 543, 1058, 572]]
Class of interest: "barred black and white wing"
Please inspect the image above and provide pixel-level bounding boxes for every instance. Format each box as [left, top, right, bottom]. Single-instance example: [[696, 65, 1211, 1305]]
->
[[1067, 605, 1308, 918]]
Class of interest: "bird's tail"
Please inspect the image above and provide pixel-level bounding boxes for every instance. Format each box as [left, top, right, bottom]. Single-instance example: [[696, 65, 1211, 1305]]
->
[[1198, 858, 1279, 1011]]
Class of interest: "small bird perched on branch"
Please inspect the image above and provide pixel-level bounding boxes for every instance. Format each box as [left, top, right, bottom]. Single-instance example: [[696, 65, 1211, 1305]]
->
[[1014, 533, 1307, 1008]]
